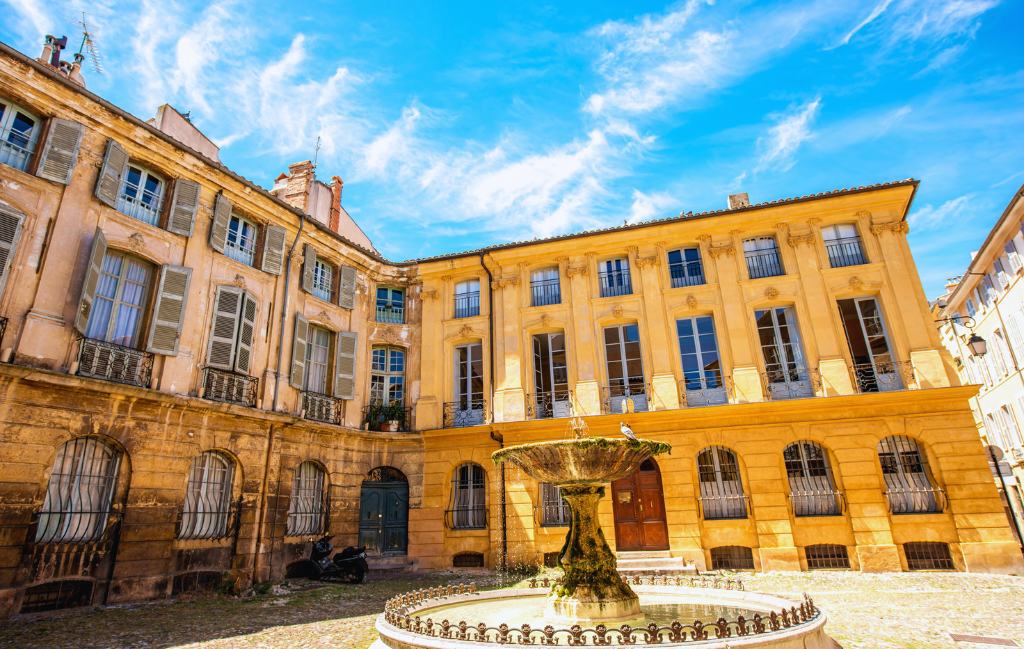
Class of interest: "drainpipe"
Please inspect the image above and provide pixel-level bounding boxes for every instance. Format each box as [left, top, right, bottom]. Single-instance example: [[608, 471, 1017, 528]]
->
[[273, 217, 305, 411], [253, 424, 276, 582], [480, 252, 506, 570]]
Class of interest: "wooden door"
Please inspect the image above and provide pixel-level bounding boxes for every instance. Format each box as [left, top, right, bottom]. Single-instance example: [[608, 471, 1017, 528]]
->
[[611, 459, 669, 551], [358, 482, 409, 554]]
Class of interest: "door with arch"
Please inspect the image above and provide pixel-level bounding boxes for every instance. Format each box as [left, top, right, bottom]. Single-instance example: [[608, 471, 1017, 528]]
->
[[611, 459, 669, 552], [358, 467, 409, 555]]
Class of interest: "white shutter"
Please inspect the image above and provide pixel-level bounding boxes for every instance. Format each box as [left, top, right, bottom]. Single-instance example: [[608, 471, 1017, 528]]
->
[[166, 179, 201, 236], [146, 265, 192, 356], [338, 265, 357, 309], [334, 331, 358, 399], [94, 139, 128, 208], [209, 191, 232, 254], [261, 225, 287, 275], [234, 291, 259, 375], [301, 244, 316, 294], [290, 313, 309, 389], [0, 204, 25, 299], [75, 228, 107, 335], [206, 285, 243, 370], [34, 118, 84, 185], [1006, 242, 1022, 274]]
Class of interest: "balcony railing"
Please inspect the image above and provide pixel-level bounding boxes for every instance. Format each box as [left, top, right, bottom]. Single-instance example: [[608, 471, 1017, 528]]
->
[[444, 506, 487, 530], [789, 490, 847, 517], [680, 375, 730, 407], [745, 250, 784, 279], [444, 400, 487, 428], [598, 270, 632, 298], [536, 502, 571, 527], [76, 337, 153, 388], [301, 391, 343, 425], [531, 279, 561, 306], [527, 390, 573, 420], [601, 382, 651, 414], [699, 494, 749, 520], [202, 367, 258, 407], [116, 192, 161, 227], [225, 240, 255, 267], [884, 486, 947, 514], [825, 238, 866, 268], [669, 261, 705, 288], [454, 294, 480, 319], [851, 360, 916, 393], [376, 305, 405, 324], [761, 365, 820, 400], [363, 403, 414, 432], [0, 122, 36, 172]]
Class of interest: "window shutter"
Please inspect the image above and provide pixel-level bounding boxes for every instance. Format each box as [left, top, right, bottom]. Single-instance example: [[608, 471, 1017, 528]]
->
[[75, 228, 107, 335], [206, 285, 243, 370], [146, 265, 192, 356], [0, 204, 25, 300], [338, 265, 357, 309], [290, 313, 309, 389], [1006, 242, 1022, 274], [166, 179, 201, 236], [94, 138, 128, 209], [334, 331, 358, 399], [301, 244, 316, 294], [209, 191, 232, 254], [34, 118, 84, 185], [234, 291, 259, 375], [261, 225, 287, 275]]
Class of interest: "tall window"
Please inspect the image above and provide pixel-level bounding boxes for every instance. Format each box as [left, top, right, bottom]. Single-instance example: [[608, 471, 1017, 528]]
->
[[821, 224, 866, 268], [449, 463, 486, 529], [180, 451, 235, 539], [376, 287, 404, 323], [454, 280, 480, 318], [531, 268, 560, 306], [994, 259, 1010, 290], [225, 214, 257, 266], [450, 343, 484, 426], [287, 461, 326, 536], [598, 258, 632, 297], [117, 165, 165, 227], [965, 298, 977, 318], [1005, 241, 1022, 274], [84, 251, 153, 348], [838, 298, 901, 392], [743, 236, 783, 279], [603, 324, 647, 412], [312, 259, 333, 302], [0, 99, 39, 172], [877, 436, 943, 514], [532, 333, 570, 418], [36, 438, 122, 543], [677, 316, 725, 407], [755, 307, 812, 399], [982, 275, 997, 306], [668, 248, 704, 288], [540, 483, 570, 526], [998, 405, 1023, 448], [994, 329, 1015, 374], [304, 325, 331, 394], [784, 441, 842, 516], [371, 346, 405, 405], [697, 446, 746, 519]]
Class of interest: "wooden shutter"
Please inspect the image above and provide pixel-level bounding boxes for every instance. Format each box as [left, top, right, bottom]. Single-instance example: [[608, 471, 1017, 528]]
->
[[0, 204, 25, 300], [301, 244, 316, 294], [146, 265, 192, 356], [34, 118, 84, 185], [334, 331, 358, 399], [290, 313, 309, 389], [261, 225, 287, 275], [234, 291, 259, 375], [338, 265, 357, 309], [206, 285, 243, 370], [75, 228, 107, 334], [209, 191, 232, 253], [94, 138, 128, 208], [166, 179, 201, 236]]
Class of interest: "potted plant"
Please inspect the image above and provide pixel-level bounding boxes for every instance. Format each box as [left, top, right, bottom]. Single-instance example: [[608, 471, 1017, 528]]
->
[[363, 402, 406, 432]]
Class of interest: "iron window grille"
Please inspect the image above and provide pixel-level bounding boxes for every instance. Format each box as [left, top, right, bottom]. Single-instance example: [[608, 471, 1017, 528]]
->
[[116, 166, 164, 227], [36, 437, 122, 544], [443, 399, 487, 428], [598, 268, 632, 298], [761, 365, 820, 400], [527, 390, 574, 420], [202, 367, 259, 407], [877, 435, 947, 514], [851, 360, 915, 393], [805, 544, 850, 569], [0, 100, 39, 172], [744, 239, 784, 279], [454, 293, 481, 318], [19, 580, 94, 614], [366, 466, 408, 483], [668, 249, 705, 288], [698, 446, 748, 520], [824, 237, 866, 268], [376, 304, 405, 323], [531, 277, 561, 306], [453, 552, 484, 568], [679, 376, 730, 407], [602, 382, 651, 414], [784, 441, 845, 517], [710, 546, 755, 570], [302, 390, 344, 425], [538, 483, 571, 527], [904, 542, 955, 570], [76, 336, 154, 388], [446, 463, 486, 529], [179, 451, 235, 540], [286, 461, 326, 536]]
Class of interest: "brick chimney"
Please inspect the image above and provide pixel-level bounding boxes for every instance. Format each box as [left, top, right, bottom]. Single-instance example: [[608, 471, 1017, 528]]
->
[[282, 160, 315, 212], [329, 176, 343, 233], [728, 192, 750, 209]]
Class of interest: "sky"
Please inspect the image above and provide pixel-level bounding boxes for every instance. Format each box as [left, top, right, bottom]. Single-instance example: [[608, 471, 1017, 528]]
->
[[3, 0, 1023, 298]]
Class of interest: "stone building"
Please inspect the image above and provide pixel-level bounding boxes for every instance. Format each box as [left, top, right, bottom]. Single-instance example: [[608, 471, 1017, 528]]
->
[[0, 38, 1020, 617]]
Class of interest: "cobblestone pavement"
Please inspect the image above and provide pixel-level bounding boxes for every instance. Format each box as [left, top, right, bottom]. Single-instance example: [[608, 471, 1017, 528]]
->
[[0, 571, 1021, 648]]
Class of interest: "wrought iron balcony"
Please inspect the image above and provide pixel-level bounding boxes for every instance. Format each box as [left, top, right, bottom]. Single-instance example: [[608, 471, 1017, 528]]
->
[[598, 270, 632, 298], [363, 403, 414, 432], [884, 486, 947, 514], [375, 305, 405, 324], [698, 494, 749, 520], [679, 375, 730, 407], [851, 360, 916, 393], [789, 490, 847, 517], [443, 400, 487, 428], [116, 192, 161, 227], [202, 367, 259, 407], [745, 250, 784, 279], [444, 506, 487, 530], [76, 337, 153, 388], [825, 238, 866, 268], [454, 294, 480, 319], [531, 278, 561, 306], [761, 365, 820, 400], [601, 383, 651, 414], [669, 261, 705, 288], [527, 390, 573, 420], [301, 391, 343, 425]]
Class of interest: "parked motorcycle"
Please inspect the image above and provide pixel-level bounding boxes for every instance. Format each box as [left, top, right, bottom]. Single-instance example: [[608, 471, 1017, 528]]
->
[[292, 535, 368, 584]]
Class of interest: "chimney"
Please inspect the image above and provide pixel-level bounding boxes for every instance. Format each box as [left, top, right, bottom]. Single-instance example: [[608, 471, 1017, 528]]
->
[[728, 192, 750, 210], [48, 35, 67, 68], [68, 52, 86, 87], [40, 35, 55, 63], [329, 176, 344, 233], [281, 161, 315, 213]]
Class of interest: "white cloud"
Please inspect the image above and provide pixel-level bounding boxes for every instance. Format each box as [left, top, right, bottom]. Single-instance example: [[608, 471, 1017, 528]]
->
[[627, 189, 677, 223], [829, 0, 999, 49], [827, 0, 895, 49], [908, 195, 972, 230], [3, 0, 53, 46], [756, 98, 821, 172]]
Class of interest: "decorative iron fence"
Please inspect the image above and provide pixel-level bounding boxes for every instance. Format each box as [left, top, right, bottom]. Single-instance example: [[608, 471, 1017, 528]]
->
[[443, 400, 486, 428], [788, 490, 846, 517], [375, 305, 405, 324], [363, 403, 414, 431], [531, 278, 561, 306], [76, 337, 153, 388], [598, 270, 632, 297], [527, 390, 573, 420], [443, 506, 487, 530], [669, 261, 705, 288], [825, 238, 866, 268], [454, 294, 481, 319], [745, 250, 784, 279], [761, 366, 820, 400], [851, 360, 915, 393], [202, 367, 259, 407], [884, 486, 947, 514], [302, 391, 344, 425], [680, 376, 730, 407], [699, 494, 750, 520], [601, 382, 651, 414]]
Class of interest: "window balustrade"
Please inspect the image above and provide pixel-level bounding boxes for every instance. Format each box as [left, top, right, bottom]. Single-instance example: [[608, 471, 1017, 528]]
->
[[443, 399, 486, 428], [301, 391, 344, 425], [76, 337, 153, 388], [598, 269, 632, 297], [202, 367, 259, 407], [454, 293, 480, 318], [526, 390, 573, 420], [601, 382, 650, 414], [530, 278, 561, 306]]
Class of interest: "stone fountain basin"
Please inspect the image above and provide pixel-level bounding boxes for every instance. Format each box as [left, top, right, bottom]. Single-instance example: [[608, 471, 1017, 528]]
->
[[491, 438, 672, 486]]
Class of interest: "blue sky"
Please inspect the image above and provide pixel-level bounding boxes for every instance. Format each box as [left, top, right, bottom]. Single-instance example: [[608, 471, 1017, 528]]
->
[[3, 0, 1022, 298]]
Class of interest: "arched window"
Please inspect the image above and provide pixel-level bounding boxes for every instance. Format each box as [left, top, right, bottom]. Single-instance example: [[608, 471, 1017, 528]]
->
[[697, 446, 746, 519], [447, 463, 486, 529], [877, 436, 945, 514], [180, 451, 235, 539], [783, 441, 844, 516], [37, 437, 122, 543], [287, 462, 326, 536]]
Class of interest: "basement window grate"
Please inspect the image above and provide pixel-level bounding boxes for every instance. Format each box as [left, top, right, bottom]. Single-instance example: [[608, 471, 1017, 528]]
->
[[949, 634, 1018, 646], [805, 544, 850, 569], [453, 552, 484, 568], [20, 580, 93, 614], [710, 546, 755, 571], [905, 542, 955, 571]]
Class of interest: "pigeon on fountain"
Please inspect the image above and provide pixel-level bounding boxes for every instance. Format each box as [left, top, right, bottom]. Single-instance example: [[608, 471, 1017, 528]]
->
[[620, 422, 637, 440]]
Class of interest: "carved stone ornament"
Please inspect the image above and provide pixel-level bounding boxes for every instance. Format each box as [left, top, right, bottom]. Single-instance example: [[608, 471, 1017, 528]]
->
[[566, 265, 589, 278], [379, 326, 399, 345], [635, 255, 660, 268], [491, 276, 520, 290], [849, 276, 864, 291], [128, 232, 146, 251], [440, 275, 453, 282], [311, 310, 334, 328], [199, 203, 215, 220], [870, 221, 910, 236], [458, 324, 475, 338], [611, 305, 623, 318], [729, 229, 745, 236], [696, 234, 712, 243], [420, 289, 439, 300], [787, 234, 815, 247], [708, 245, 736, 259], [555, 255, 569, 262], [764, 286, 779, 300], [854, 210, 871, 219], [806, 217, 823, 226], [541, 314, 552, 326], [686, 295, 698, 309], [774, 222, 789, 231], [626, 245, 639, 253], [233, 274, 246, 289]]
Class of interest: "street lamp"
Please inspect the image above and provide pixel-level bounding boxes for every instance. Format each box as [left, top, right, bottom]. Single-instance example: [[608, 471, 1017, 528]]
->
[[934, 315, 987, 357]]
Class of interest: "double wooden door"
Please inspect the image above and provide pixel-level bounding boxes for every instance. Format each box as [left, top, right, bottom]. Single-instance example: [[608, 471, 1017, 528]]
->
[[358, 481, 409, 554], [611, 459, 669, 551]]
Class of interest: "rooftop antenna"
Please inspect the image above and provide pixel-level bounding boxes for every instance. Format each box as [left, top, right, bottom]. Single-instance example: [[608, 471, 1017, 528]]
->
[[311, 136, 322, 171], [67, 11, 104, 74]]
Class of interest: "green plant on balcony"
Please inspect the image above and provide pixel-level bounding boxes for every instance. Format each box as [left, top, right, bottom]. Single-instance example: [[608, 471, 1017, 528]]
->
[[364, 402, 407, 431]]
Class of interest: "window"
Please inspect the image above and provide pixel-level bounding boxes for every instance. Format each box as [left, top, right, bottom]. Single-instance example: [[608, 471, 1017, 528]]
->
[[206, 286, 259, 376], [697, 446, 746, 519], [454, 280, 480, 318], [83, 251, 153, 348], [743, 236, 783, 279], [965, 298, 977, 318], [540, 483, 570, 526], [531, 268, 561, 306], [805, 544, 850, 570], [449, 343, 485, 427], [668, 248, 704, 288], [36, 437, 122, 543], [1005, 241, 1022, 274], [985, 414, 1003, 448], [0, 99, 39, 172], [312, 259, 333, 302], [371, 346, 405, 405], [877, 436, 943, 514], [995, 259, 1010, 290], [225, 214, 257, 266], [838, 298, 902, 392], [784, 441, 842, 516], [1006, 312, 1024, 364], [287, 462, 326, 536], [603, 324, 648, 412], [116, 165, 165, 227], [677, 316, 726, 407], [449, 463, 486, 529], [598, 258, 632, 297], [180, 451, 234, 540], [982, 275, 997, 306], [999, 405, 1023, 448], [304, 325, 331, 394], [994, 329, 1015, 374], [821, 224, 866, 268], [904, 542, 954, 570], [710, 546, 754, 570], [376, 287, 404, 323], [453, 552, 484, 567], [755, 307, 812, 399], [532, 333, 571, 418]]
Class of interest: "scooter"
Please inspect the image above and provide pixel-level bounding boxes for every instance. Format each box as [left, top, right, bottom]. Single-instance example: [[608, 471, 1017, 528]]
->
[[302, 535, 367, 584], [333, 545, 369, 584]]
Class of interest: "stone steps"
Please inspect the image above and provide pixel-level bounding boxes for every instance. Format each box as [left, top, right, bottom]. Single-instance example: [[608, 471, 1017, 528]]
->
[[615, 551, 697, 575], [366, 555, 419, 579]]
